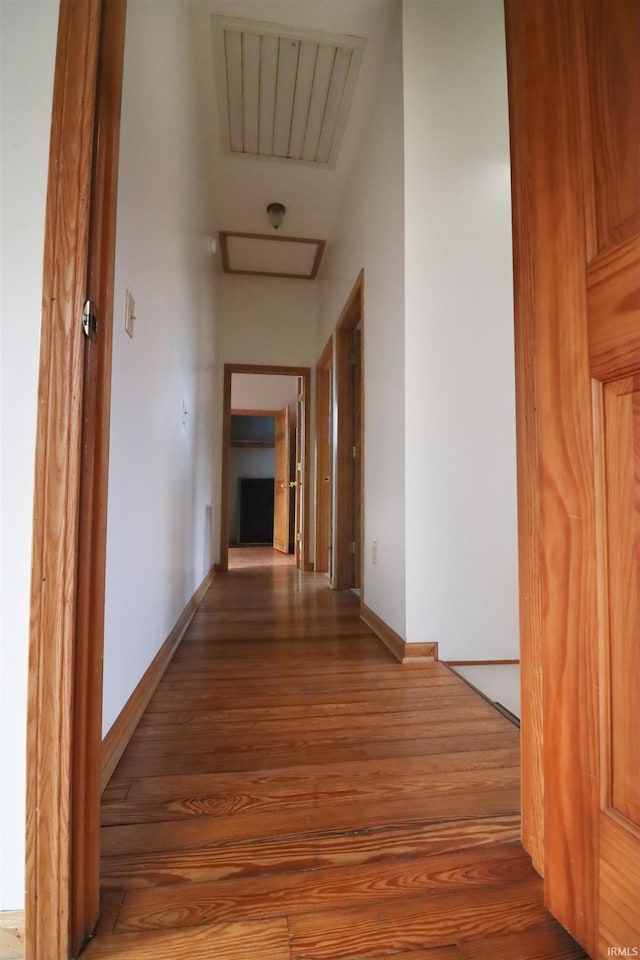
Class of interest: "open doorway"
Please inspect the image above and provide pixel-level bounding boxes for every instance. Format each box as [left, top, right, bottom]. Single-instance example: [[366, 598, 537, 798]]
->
[[228, 403, 295, 569], [333, 271, 364, 592], [229, 412, 283, 549], [218, 364, 312, 573], [315, 336, 333, 577]]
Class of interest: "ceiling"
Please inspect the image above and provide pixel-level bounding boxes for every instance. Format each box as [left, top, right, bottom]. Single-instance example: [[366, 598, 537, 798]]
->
[[212, 15, 366, 166], [187, 0, 398, 275]]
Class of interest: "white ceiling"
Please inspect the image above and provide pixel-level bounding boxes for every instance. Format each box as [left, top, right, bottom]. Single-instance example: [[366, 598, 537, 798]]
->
[[187, 0, 398, 265]]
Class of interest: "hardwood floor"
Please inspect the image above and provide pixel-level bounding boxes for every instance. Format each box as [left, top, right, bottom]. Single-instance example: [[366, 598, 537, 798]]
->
[[228, 546, 296, 569], [87, 566, 588, 959]]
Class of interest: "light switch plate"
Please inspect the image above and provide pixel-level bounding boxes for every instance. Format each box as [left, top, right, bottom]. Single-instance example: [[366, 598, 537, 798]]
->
[[124, 289, 135, 338]]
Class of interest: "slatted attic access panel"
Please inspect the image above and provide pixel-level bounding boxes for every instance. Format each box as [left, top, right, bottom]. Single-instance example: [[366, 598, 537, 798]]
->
[[212, 16, 366, 167]]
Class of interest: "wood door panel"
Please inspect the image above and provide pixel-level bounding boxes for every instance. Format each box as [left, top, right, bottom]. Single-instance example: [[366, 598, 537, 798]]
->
[[353, 325, 362, 589], [599, 815, 640, 958], [588, 235, 640, 380], [273, 406, 290, 554], [315, 338, 332, 575], [295, 380, 303, 567], [584, 0, 640, 253], [599, 379, 640, 825], [334, 271, 363, 590], [507, 1, 640, 955]]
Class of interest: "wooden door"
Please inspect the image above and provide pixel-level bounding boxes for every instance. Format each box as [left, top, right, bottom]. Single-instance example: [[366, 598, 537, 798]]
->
[[334, 271, 364, 590], [25, 2, 125, 957], [506, 1, 640, 956], [352, 325, 362, 590], [273, 405, 291, 554], [295, 378, 304, 567], [315, 338, 333, 574]]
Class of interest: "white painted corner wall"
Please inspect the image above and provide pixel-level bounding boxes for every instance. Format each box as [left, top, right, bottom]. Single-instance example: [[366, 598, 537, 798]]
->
[[317, 2, 406, 638], [102, 2, 220, 737], [402, 0, 519, 660], [0, 0, 60, 911]]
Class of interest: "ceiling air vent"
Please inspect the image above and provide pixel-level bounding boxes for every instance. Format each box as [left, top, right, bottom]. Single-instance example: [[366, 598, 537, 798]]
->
[[212, 16, 366, 167]]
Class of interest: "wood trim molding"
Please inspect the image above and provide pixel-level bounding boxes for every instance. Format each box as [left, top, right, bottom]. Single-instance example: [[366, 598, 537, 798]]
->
[[219, 364, 311, 573], [317, 336, 333, 372], [314, 336, 333, 575], [101, 567, 215, 790], [361, 604, 438, 664], [25, 4, 126, 955], [224, 364, 312, 376], [219, 366, 233, 572], [334, 270, 364, 591], [0, 912, 25, 960], [71, 0, 126, 947], [231, 408, 281, 417], [446, 659, 520, 666], [219, 231, 326, 280], [25, 3, 102, 959], [504, 0, 545, 879]]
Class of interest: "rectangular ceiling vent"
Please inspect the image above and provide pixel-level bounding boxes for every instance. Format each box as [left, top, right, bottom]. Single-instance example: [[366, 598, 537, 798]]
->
[[212, 16, 366, 167]]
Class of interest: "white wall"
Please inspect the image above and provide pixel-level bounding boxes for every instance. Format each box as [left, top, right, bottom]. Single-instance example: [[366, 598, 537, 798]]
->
[[402, 0, 518, 659], [231, 373, 299, 412], [317, 2, 406, 636], [102, 2, 220, 736], [0, 0, 60, 912], [218, 275, 318, 368]]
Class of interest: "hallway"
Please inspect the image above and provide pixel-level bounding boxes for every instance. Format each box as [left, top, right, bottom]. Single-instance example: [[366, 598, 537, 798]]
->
[[88, 567, 586, 959]]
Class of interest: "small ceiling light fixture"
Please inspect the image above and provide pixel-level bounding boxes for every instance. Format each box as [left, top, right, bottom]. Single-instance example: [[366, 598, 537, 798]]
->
[[267, 202, 286, 230]]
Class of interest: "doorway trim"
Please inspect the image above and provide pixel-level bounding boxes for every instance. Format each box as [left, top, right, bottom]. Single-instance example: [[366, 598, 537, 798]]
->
[[333, 270, 364, 591], [315, 336, 333, 575], [218, 363, 312, 573], [24, 2, 125, 958]]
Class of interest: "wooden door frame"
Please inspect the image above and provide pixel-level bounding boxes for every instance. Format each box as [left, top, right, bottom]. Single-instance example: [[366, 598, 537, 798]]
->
[[218, 364, 312, 573], [333, 270, 364, 591], [25, 2, 125, 958], [315, 336, 333, 575], [295, 381, 304, 564]]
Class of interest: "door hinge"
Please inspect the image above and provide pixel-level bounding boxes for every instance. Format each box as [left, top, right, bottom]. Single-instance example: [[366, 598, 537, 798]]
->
[[352, 445, 357, 460], [349, 541, 356, 555], [296, 532, 302, 543], [297, 461, 302, 472], [82, 299, 98, 343], [298, 393, 304, 403]]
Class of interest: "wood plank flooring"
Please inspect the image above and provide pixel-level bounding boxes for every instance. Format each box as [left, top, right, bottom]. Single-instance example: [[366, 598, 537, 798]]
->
[[86, 565, 588, 959]]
